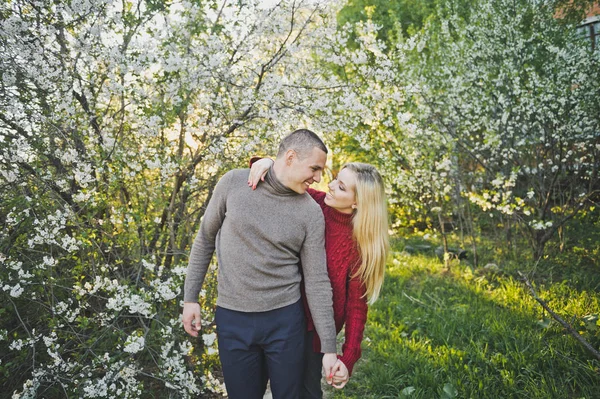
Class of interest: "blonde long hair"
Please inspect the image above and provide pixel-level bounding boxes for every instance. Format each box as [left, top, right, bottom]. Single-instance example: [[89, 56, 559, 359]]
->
[[343, 162, 390, 304]]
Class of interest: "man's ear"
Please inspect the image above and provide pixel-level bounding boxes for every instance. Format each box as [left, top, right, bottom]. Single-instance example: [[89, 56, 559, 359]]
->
[[285, 149, 296, 166]]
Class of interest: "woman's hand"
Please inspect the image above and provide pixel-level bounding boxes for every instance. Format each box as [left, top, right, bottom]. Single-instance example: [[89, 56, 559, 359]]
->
[[248, 158, 274, 190], [330, 359, 350, 388]]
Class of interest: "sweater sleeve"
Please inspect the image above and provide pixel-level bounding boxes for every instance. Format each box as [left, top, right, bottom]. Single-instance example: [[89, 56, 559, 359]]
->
[[306, 187, 326, 208], [338, 258, 368, 375], [183, 171, 232, 302], [300, 210, 337, 353], [249, 156, 265, 167]]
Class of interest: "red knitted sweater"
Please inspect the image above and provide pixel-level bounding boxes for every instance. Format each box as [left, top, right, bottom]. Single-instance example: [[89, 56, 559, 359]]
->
[[303, 188, 368, 376]]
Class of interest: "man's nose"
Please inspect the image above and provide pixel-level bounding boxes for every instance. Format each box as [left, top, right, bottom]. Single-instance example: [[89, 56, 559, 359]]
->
[[313, 172, 321, 183]]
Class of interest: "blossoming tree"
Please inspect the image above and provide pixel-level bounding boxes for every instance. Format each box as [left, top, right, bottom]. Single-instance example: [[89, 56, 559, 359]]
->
[[393, 0, 600, 260], [0, 0, 400, 397]]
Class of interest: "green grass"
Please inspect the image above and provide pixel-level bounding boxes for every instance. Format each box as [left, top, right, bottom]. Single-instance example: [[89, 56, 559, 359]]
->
[[327, 247, 600, 399]]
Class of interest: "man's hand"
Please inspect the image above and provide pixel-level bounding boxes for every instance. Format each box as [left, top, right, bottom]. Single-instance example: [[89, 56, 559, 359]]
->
[[330, 359, 350, 389], [182, 302, 202, 337], [322, 353, 338, 385]]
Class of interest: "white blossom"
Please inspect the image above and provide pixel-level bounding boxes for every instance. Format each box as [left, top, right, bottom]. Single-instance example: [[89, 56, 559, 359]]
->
[[123, 334, 145, 354]]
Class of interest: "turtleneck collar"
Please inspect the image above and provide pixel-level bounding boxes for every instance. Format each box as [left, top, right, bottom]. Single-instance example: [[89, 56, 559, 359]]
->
[[325, 204, 355, 226], [265, 165, 299, 196]]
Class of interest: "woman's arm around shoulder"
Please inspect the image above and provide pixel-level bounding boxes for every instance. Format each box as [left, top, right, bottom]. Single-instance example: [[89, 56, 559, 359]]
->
[[306, 187, 326, 206], [248, 157, 273, 189]]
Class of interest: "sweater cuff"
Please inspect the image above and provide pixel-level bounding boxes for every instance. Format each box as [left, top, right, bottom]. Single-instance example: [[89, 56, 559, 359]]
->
[[338, 351, 360, 376], [249, 156, 263, 167], [183, 293, 199, 303], [319, 338, 337, 354]]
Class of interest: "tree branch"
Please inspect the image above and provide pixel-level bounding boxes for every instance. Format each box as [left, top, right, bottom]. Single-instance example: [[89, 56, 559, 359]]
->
[[518, 271, 600, 362]]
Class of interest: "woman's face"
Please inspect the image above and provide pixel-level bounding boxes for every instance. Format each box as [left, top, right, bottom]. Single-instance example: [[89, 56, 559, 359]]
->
[[324, 167, 357, 214]]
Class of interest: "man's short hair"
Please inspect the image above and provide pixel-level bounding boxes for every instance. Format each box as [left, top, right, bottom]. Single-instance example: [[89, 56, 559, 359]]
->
[[276, 129, 328, 159]]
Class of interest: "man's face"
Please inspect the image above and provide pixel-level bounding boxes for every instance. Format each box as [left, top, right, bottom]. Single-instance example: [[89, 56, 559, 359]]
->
[[287, 147, 327, 194]]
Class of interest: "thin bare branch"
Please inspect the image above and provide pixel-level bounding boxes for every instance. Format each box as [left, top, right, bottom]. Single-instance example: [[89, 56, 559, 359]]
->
[[518, 271, 600, 362]]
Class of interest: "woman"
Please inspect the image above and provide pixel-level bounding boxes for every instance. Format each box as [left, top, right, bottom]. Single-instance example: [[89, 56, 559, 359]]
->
[[248, 158, 389, 398]]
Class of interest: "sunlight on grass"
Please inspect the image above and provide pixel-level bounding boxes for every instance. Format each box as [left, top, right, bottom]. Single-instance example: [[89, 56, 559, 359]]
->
[[328, 247, 600, 399]]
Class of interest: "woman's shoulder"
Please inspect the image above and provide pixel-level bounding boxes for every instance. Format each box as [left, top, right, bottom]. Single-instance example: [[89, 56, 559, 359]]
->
[[306, 187, 326, 206]]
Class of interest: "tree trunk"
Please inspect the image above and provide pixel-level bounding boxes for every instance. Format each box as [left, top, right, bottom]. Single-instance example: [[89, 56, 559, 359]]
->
[[558, 225, 566, 253], [438, 211, 450, 269], [532, 231, 546, 261], [465, 200, 478, 267]]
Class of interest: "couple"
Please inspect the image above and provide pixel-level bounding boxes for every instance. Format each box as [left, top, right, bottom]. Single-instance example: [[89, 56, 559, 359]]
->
[[182, 129, 389, 399]]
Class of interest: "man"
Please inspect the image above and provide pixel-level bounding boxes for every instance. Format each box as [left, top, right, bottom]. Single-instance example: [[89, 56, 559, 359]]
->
[[182, 129, 337, 399]]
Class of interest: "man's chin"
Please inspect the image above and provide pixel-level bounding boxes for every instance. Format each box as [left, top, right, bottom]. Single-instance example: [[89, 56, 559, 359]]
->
[[296, 182, 312, 194]]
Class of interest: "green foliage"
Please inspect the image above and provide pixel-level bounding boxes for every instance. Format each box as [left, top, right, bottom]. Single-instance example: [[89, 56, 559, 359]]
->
[[336, 0, 481, 52], [337, 0, 440, 46]]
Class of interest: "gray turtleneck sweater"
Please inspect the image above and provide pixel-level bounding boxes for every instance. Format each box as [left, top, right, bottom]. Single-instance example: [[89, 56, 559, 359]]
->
[[184, 167, 336, 353]]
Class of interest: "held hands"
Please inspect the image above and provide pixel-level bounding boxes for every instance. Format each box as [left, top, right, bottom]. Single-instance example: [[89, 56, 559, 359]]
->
[[330, 359, 350, 388], [247, 158, 274, 190], [323, 354, 350, 389], [182, 302, 202, 337]]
